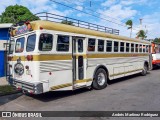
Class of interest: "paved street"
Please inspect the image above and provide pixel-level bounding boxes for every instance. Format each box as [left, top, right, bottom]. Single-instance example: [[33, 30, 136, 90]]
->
[[0, 68, 160, 120]]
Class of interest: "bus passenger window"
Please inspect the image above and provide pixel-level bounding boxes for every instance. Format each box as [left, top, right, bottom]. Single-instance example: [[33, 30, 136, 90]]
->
[[78, 39, 83, 52], [143, 45, 146, 53], [39, 34, 53, 51], [57, 35, 69, 52], [114, 41, 119, 52], [106, 40, 112, 52], [139, 44, 142, 52], [26, 34, 36, 52], [98, 39, 104, 52], [126, 43, 130, 52], [131, 43, 134, 52], [120, 42, 124, 52], [88, 38, 96, 51], [146, 45, 149, 53], [15, 37, 25, 53], [136, 44, 139, 52]]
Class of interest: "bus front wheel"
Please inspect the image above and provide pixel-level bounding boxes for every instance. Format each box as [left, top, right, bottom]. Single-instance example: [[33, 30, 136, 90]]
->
[[92, 68, 108, 90]]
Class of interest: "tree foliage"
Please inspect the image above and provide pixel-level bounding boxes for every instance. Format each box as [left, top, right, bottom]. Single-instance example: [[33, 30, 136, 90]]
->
[[0, 5, 39, 23], [136, 30, 147, 39], [154, 38, 160, 43], [125, 20, 133, 38], [61, 20, 74, 25]]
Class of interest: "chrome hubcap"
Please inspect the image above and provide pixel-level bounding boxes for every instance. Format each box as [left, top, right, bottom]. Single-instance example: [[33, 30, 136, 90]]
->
[[97, 73, 105, 86]]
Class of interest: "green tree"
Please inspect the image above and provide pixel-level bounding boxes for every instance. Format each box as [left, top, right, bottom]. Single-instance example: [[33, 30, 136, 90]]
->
[[125, 20, 133, 38], [61, 20, 74, 25], [154, 38, 160, 43], [0, 5, 39, 23], [136, 30, 147, 40]]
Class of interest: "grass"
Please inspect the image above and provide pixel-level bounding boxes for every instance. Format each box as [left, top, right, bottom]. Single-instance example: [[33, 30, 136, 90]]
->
[[0, 85, 18, 96]]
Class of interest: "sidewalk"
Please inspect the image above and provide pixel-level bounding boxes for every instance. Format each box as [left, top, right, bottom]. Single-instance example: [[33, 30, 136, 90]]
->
[[0, 77, 8, 86]]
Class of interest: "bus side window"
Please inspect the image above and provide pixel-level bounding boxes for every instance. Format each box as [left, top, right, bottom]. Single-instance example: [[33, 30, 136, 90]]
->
[[126, 43, 130, 52], [39, 34, 53, 51], [136, 44, 139, 52], [98, 39, 104, 52], [106, 40, 112, 52], [131, 43, 134, 52], [146, 45, 149, 53], [139, 44, 142, 53], [120, 42, 124, 52], [57, 35, 69, 52], [78, 39, 83, 52], [88, 38, 96, 52], [143, 45, 146, 53], [114, 41, 119, 52]]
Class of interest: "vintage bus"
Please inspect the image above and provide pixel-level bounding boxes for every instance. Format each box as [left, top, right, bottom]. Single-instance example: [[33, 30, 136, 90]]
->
[[151, 42, 160, 68], [7, 18, 152, 94]]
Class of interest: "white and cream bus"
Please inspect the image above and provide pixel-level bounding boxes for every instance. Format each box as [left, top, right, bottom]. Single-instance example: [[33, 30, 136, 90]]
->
[[7, 16, 152, 94]]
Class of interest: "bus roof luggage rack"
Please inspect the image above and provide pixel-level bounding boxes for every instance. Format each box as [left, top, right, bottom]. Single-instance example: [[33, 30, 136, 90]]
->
[[34, 12, 120, 35]]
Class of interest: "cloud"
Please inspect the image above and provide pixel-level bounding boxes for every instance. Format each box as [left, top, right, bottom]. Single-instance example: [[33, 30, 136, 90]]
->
[[101, 0, 117, 7], [98, 4, 137, 21]]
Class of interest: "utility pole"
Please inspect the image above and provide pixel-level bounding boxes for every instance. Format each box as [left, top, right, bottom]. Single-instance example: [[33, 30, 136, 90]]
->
[[139, 18, 143, 30], [90, 1, 92, 7]]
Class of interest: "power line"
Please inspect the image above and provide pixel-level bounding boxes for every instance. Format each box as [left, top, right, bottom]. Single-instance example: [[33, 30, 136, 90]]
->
[[49, 0, 157, 38], [49, 0, 126, 27]]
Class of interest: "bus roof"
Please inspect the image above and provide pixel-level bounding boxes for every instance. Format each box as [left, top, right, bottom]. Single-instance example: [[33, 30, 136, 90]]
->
[[13, 20, 151, 44]]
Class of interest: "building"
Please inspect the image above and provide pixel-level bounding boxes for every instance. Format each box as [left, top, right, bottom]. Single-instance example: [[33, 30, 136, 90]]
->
[[0, 23, 12, 77]]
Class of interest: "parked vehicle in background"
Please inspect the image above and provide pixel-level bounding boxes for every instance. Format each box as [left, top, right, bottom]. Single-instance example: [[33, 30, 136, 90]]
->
[[151, 42, 160, 68], [6, 13, 152, 95]]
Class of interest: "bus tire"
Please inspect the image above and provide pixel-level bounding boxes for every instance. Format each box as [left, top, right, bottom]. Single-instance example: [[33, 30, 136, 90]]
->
[[141, 64, 148, 76], [92, 68, 107, 90]]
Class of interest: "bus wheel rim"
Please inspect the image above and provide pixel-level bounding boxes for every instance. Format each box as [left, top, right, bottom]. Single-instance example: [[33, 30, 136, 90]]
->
[[97, 73, 105, 86]]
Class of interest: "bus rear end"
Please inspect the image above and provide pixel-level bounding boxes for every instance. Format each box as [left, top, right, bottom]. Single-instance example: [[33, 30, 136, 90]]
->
[[7, 23, 45, 94]]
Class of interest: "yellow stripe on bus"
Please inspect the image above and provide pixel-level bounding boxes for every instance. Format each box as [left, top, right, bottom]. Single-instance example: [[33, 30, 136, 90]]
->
[[9, 53, 149, 61]]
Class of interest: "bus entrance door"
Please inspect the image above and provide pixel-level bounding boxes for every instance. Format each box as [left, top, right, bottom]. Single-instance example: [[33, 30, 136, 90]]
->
[[72, 37, 87, 89]]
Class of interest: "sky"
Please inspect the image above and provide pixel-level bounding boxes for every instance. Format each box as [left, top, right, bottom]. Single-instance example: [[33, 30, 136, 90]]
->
[[0, 0, 160, 39]]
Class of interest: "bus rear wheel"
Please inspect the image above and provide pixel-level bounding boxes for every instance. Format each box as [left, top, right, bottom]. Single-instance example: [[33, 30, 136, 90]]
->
[[92, 68, 107, 90], [141, 64, 148, 76]]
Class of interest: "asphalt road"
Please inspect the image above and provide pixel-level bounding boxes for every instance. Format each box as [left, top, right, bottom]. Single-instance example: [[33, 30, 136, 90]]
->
[[0, 68, 160, 120]]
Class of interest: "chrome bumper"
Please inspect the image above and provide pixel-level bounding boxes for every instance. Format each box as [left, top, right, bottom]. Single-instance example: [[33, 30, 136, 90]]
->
[[11, 78, 43, 94]]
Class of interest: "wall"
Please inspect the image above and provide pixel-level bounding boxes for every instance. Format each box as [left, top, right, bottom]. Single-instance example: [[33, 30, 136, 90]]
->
[[0, 51, 5, 77], [0, 28, 10, 77]]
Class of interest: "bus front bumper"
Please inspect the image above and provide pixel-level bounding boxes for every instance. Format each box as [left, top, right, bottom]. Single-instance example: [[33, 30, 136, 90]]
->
[[11, 78, 43, 94]]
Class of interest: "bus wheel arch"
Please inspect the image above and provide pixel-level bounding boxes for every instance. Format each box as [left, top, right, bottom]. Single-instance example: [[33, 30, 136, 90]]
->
[[92, 65, 109, 90]]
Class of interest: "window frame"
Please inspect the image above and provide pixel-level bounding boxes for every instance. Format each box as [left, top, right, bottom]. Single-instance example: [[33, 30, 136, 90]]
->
[[131, 43, 135, 53], [39, 33, 53, 51], [87, 38, 96, 52], [56, 35, 70, 52], [98, 39, 105, 52], [15, 37, 25, 53], [26, 34, 36, 52], [114, 41, 119, 52], [126, 42, 130, 53], [120, 42, 125, 52], [106, 40, 113, 52]]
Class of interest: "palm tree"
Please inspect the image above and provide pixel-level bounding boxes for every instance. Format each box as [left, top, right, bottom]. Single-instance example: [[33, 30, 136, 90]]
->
[[136, 30, 147, 40], [125, 20, 133, 38]]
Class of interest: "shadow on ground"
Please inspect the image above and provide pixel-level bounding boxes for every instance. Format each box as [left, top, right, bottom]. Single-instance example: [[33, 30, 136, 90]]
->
[[0, 93, 22, 106], [27, 88, 91, 102]]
